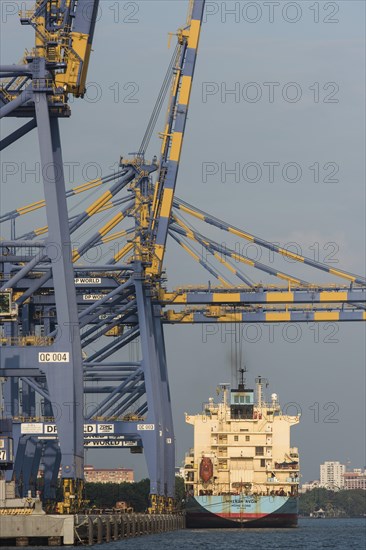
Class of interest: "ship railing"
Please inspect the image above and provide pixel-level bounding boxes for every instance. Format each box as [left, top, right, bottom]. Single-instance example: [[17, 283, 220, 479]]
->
[[253, 405, 281, 414], [203, 402, 219, 411], [198, 490, 293, 497], [274, 463, 299, 470]]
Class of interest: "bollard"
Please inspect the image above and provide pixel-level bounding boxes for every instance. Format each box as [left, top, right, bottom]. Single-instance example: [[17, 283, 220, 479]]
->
[[113, 515, 119, 541], [88, 517, 94, 546], [96, 517, 103, 544], [106, 517, 111, 542], [120, 516, 125, 539], [126, 514, 131, 538]]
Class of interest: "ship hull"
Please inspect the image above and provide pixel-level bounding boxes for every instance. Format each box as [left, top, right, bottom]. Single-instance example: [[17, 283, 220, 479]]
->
[[185, 495, 298, 528]]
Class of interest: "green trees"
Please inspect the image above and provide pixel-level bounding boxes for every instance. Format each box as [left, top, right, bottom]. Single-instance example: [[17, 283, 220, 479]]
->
[[84, 477, 186, 512], [299, 489, 366, 517], [84, 479, 150, 512]]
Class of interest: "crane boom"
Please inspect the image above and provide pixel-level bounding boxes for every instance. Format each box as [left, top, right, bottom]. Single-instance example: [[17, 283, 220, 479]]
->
[[148, 0, 205, 276]]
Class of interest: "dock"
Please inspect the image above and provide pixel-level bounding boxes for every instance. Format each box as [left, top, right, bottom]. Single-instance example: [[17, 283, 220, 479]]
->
[[0, 511, 185, 546]]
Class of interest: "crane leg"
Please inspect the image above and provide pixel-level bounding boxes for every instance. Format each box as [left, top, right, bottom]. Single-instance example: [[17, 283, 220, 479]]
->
[[135, 279, 175, 513], [33, 84, 84, 512]]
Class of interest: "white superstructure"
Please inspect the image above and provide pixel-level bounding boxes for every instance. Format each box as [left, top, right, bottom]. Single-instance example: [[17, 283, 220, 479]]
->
[[184, 376, 300, 498]]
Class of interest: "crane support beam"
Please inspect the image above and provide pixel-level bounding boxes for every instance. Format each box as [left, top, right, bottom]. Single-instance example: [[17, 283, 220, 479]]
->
[[160, 288, 366, 305], [163, 308, 366, 324], [174, 198, 366, 286], [171, 222, 309, 285], [0, 119, 37, 151]]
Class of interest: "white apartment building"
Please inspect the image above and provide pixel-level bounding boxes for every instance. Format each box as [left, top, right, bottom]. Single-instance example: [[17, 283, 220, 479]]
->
[[320, 461, 345, 490]]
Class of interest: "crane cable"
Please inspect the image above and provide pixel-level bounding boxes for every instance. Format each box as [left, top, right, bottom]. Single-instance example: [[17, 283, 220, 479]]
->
[[138, 43, 180, 156]]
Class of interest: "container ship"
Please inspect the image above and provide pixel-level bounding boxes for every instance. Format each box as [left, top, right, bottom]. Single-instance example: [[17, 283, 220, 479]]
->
[[183, 373, 300, 528]]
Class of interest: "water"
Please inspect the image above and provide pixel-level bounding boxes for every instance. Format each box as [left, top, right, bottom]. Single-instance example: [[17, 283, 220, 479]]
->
[[28, 518, 365, 549], [103, 519, 365, 549]]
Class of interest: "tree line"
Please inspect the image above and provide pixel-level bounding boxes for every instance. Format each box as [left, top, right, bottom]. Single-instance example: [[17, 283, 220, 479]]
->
[[299, 488, 366, 517], [82, 481, 365, 517], [83, 477, 185, 512]]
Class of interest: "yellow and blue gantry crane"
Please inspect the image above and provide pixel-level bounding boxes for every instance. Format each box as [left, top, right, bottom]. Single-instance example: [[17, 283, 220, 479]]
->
[[0, 0, 365, 514]]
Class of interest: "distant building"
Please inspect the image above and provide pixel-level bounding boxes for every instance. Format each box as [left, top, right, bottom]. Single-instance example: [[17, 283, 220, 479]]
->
[[342, 469, 366, 490], [84, 465, 134, 484], [320, 461, 345, 490], [310, 508, 326, 519], [300, 480, 320, 493]]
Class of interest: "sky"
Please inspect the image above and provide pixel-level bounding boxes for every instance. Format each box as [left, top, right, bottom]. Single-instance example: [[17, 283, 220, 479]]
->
[[0, 1, 365, 484]]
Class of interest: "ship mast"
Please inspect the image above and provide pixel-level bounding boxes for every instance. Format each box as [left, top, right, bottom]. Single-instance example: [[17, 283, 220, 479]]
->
[[238, 366, 247, 391]]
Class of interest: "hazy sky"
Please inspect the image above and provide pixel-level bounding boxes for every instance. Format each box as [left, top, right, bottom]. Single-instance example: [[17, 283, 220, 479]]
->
[[1, 1, 365, 484]]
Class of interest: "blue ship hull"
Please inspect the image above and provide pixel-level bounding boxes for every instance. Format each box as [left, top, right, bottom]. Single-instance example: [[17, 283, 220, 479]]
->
[[185, 495, 298, 528]]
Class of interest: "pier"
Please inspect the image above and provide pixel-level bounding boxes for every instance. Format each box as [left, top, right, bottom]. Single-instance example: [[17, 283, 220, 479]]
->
[[0, 512, 185, 546]]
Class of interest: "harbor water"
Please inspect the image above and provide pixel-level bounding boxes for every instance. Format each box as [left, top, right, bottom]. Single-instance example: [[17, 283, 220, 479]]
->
[[22, 518, 365, 549]]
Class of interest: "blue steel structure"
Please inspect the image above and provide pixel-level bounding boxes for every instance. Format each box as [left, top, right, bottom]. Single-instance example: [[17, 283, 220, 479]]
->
[[0, 0, 365, 515]]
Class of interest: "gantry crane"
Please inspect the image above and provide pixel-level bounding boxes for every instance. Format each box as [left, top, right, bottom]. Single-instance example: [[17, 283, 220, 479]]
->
[[0, 0, 365, 515], [0, 0, 101, 512]]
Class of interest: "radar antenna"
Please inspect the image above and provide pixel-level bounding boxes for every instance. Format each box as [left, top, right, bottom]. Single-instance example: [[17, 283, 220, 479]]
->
[[238, 366, 247, 391]]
